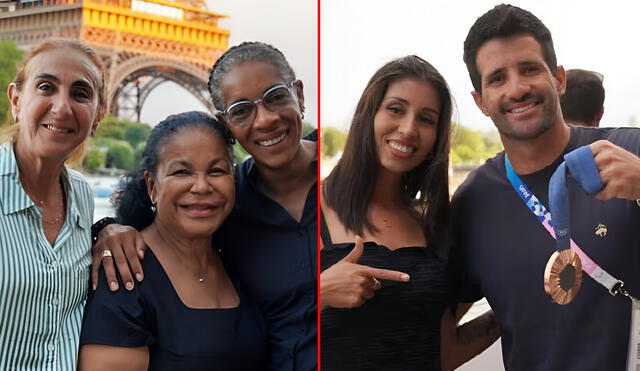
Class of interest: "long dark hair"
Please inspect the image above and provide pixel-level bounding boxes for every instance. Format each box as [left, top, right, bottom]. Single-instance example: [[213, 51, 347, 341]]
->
[[324, 55, 452, 254], [115, 111, 235, 231]]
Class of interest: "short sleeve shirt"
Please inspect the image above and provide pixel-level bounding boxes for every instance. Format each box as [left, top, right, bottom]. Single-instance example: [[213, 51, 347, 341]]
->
[[80, 248, 268, 370], [450, 126, 640, 370]]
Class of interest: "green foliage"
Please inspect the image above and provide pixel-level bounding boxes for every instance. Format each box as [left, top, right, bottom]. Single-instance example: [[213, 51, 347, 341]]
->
[[302, 122, 316, 137], [84, 147, 107, 173], [124, 123, 151, 149], [320, 126, 347, 159], [450, 124, 503, 165], [96, 116, 128, 140], [0, 41, 24, 127], [106, 140, 134, 171], [83, 116, 151, 173], [233, 143, 249, 163]]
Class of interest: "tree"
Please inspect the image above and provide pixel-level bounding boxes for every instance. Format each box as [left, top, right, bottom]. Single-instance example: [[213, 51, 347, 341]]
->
[[84, 147, 107, 173], [321, 126, 347, 159], [96, 116, 128, 140], [0, 41, 24, 127], [86, 116, 151, 173], [106, 140, 134, 171], [124, 123, 151, 149], [450, 124, 502, 165]]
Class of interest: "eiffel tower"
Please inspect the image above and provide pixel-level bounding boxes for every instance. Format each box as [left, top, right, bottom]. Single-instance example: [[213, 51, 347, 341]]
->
[[0, 0, 229, 121]]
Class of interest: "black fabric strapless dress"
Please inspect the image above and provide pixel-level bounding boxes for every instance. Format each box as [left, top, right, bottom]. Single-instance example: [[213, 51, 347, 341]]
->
[[320, 212, 448, 371]]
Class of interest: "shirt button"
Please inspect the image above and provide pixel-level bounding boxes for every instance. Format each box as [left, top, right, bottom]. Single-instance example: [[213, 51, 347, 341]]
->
[[52, 298, 59, 305], [47, 343, 55, 352]]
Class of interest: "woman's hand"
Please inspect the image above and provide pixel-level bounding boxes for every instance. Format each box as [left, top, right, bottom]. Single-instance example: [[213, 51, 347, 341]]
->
[[320, 236, 410, 309], [91, 224, 147, 291]]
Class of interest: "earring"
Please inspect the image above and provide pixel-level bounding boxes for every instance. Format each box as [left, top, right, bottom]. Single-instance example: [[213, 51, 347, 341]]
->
[[149, 196, 157, 213]]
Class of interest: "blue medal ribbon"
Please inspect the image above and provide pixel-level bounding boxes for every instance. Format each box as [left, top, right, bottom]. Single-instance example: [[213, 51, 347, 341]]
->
[[548, 146, 603, 251]]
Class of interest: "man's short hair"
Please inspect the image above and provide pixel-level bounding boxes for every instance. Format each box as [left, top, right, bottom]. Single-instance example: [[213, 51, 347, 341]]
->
[[463, 4, 557, 92], [560, 69, 605, 126]]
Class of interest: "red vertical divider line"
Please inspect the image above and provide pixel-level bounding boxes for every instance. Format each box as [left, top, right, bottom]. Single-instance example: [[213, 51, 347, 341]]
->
[[316, 0, 322, 369]]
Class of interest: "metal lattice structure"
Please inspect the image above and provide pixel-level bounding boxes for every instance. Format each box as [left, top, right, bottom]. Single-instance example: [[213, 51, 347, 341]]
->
[[0, 0, 229, 121]]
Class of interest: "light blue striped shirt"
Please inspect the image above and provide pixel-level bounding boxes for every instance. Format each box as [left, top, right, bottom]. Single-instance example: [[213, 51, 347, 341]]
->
[[0, 143, 94, 370]]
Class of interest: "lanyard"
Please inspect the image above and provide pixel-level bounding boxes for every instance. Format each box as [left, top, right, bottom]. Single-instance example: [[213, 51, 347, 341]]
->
[[504, 148, 628, 297]]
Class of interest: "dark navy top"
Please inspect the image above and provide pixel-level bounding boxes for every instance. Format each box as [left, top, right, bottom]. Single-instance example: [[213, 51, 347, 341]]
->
[[80, 249, 268, 370], [215, 131, 318, 371], [450, 126, 640, 370], [320, 212, 448, 370]]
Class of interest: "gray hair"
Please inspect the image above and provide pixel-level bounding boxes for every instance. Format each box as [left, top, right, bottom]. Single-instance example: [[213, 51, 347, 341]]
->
[[208, 41, 296, 111]]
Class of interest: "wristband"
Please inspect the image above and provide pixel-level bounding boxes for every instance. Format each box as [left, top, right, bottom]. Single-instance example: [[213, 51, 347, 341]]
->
[[91, 216, 116, 244]]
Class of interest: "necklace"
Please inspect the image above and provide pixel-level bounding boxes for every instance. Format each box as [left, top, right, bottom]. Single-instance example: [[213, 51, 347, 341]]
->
[[35, 183, 65, 225], [197, 260, 210, 283]]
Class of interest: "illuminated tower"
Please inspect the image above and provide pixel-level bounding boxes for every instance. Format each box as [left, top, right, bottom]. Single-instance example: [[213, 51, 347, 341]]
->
[[0, 0, 230, 121]]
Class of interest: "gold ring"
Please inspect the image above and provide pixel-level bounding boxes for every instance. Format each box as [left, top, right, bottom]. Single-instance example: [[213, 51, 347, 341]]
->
[[101, 249, 113, 259]]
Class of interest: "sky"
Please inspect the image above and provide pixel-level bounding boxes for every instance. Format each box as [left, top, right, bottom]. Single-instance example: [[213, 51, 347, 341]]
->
[[139, 0, 317, 127], [321, 0, 640, 132]]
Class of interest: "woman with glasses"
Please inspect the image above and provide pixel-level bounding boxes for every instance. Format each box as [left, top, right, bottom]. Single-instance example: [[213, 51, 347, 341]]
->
[[90, 42, 317, 370], [320, 56, 499, 370], [78, 112, 267, 370]]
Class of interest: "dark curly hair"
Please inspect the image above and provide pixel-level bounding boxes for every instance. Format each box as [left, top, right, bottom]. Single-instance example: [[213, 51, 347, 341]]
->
[[115, 111, 235, 231]]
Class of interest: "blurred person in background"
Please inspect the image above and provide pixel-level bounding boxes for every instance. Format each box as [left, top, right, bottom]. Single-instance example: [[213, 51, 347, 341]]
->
[[560, 68, 605, 127]]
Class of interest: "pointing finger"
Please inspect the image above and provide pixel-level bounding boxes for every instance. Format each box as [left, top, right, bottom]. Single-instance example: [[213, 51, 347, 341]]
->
[[362, 266, 410, 282]]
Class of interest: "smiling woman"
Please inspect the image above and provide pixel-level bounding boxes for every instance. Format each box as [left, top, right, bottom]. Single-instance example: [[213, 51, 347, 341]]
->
[[0, 38, 107, 370], [78, 111, 268, 370], [320, 56, 500, 370], [89, 41, 318, 371]]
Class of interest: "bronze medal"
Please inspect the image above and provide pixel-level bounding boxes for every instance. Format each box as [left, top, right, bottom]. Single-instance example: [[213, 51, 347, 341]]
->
[[544, 249, 583, 305]]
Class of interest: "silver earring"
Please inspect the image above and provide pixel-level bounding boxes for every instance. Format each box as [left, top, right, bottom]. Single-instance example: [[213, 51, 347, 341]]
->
[[151, 203, 157, 213]]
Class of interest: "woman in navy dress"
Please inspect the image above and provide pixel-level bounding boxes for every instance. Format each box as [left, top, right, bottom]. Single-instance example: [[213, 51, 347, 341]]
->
[[78, 111, 267, 370]]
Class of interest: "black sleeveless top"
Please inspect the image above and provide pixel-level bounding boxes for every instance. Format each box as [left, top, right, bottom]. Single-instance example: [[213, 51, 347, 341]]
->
[[320, 212, 448, 370]]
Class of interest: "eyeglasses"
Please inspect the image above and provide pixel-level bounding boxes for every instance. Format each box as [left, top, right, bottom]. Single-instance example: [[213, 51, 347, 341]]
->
[[222, 81, 299, 128]]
